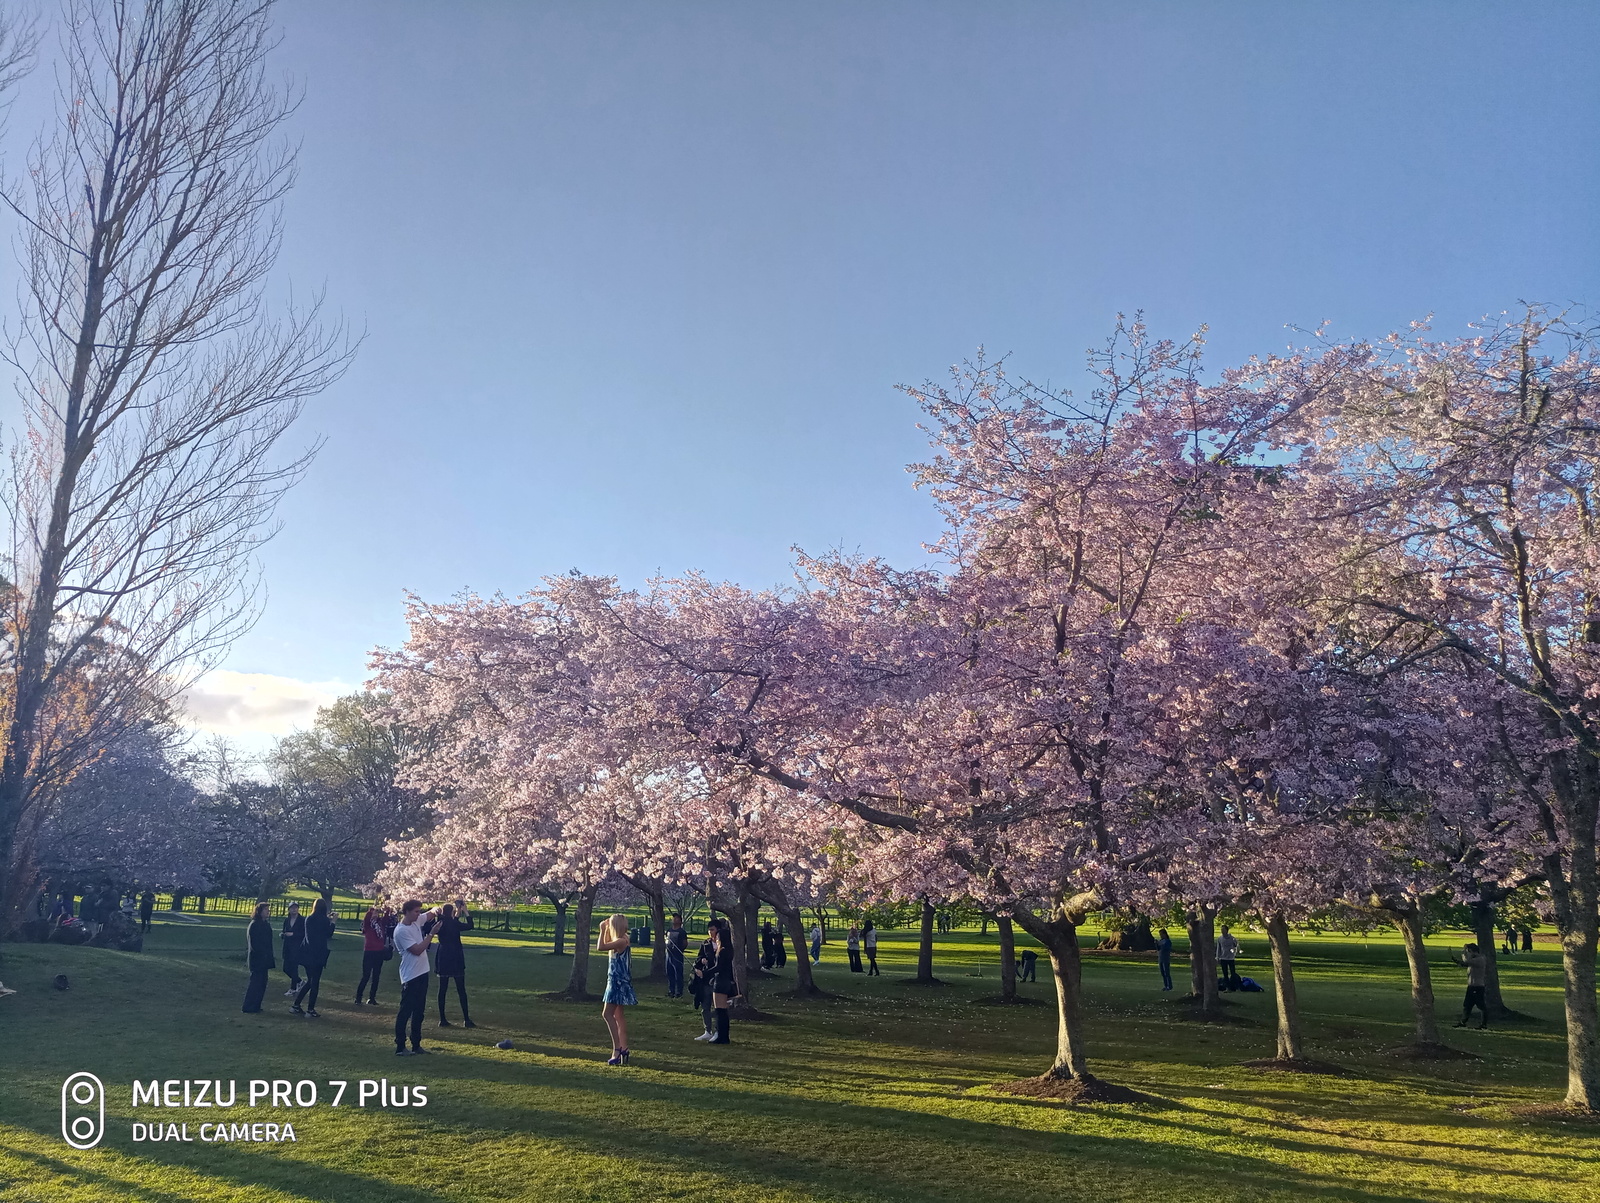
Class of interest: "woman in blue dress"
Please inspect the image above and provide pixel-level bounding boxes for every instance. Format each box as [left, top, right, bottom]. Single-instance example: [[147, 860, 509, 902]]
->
[[598, 913, 636, 1065]]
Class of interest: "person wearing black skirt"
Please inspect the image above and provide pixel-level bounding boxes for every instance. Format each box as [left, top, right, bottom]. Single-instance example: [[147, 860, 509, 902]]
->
[[242, 903, 275, 1012], [292, 898, 335, 1017]]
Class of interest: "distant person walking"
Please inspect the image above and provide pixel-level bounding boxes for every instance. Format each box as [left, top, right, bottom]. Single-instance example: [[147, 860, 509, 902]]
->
[[692, 926, 718, 1040], [1454, 942, 1490, 1029], [809, 922, 823, 965], [847, 924, 863, 973], [292, 898, 335, 1018], [1217, 925, 1242, 991], [138, 889, 155, 934], [599, 913, 637, 1064], [666, 913, 687, 998], [280, 902, 305, 997], [434, 900, 476, 1027], [357, 900, 393, 1006], [394, 899, 436, 1056], [1157, 927, 1173, 991], [709, 917, 736, 1045], [863, 920, 880, 976], [242, 903, 275, 1013]]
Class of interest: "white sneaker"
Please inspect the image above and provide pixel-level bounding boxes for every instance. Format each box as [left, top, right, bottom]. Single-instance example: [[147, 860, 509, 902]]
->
[[283, 988, 297, 997], [694, 1031, 713, 1041]]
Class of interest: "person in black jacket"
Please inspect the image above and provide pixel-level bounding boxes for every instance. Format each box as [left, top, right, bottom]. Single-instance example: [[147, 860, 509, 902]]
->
[[434, 900, 476, 1027], [292, 898, 335, 1018], [138, 889, 155, 933], [243, 903, 275, 1013], [709, 917, 737, 1045], [690, 929, 717, 1040], [280, 902, 305, 996]]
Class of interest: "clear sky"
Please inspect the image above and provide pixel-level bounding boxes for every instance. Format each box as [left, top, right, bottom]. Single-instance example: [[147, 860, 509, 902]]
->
[[34, 2, 1600, 737]]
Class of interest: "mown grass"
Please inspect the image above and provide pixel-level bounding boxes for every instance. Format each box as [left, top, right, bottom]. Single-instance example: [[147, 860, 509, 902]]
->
[[0, 916, 1595, 1202]]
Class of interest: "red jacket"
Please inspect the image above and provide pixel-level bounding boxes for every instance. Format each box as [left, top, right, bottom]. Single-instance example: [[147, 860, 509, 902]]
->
[[363, 910, 391, 952]]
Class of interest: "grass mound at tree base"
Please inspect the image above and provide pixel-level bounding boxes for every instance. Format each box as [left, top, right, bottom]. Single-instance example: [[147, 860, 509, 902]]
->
[[993, 1073, 1150, 1104], [1512, 1102, 1600, 1123], [1240, 1057, 1349, 1075], [1388, 1041, 1480, 1060]]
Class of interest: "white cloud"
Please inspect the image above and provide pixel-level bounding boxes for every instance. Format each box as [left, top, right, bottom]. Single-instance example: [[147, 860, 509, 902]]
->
[[179, 670, 354, 738]]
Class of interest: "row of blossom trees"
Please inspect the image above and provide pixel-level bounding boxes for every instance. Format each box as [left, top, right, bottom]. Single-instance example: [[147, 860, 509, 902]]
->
[[377, 311, 1598, 1111]]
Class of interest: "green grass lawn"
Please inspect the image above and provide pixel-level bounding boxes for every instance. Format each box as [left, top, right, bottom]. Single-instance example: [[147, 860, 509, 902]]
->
[[1, 917, 1596, 1202]]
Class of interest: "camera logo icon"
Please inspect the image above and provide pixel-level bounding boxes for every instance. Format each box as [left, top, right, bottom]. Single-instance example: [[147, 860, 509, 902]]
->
[[61, 1071, 105, 1149]]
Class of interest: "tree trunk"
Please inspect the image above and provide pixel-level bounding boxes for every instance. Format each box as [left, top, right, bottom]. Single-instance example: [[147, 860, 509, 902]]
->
[[562, 885, 598, 997], [1549, 748, 1600, 1108], [997, 914, 1017, 1002], [742, 886, 763, 975], [196, 894, 206, 913], [1185, 904, 1221, 1014], [779, 904, 818, 993], [550, 899, 568, 955], [915, 899, 937, 983], [1264, 913, 1304, 1061], [648, 887, 667, 980], [1017, 911, 1091, 1079], [1469, 896, 1512, 1020], [1394, 908, 1440, 1046], [171, 891, 186, 912]]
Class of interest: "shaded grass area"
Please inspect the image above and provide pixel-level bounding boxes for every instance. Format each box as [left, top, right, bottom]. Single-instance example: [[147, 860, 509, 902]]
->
[[0, 919, 1595, 1202]]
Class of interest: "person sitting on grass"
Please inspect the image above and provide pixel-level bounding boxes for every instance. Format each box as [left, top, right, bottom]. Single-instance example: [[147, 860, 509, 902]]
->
[[598, 913, 637, 1065], [1454, 942, 1490, 1030]]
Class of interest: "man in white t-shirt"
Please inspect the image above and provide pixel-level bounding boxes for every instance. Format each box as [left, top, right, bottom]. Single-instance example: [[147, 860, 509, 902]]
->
[[394, 899, 436, 1056]]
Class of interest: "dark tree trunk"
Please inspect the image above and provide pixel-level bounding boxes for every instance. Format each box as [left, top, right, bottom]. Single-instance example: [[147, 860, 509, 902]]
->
[[742, 885, 763, 975], [1392, 907, 1440, 1045], [562, 885, 598, 998], [1469, 896, 1512, 1020], [196, 894, 206, 913], [749, 876, 820, 994], [170, 891, 186, 912], [1546, 742, 1600, 1109], [996, 914, 1017, 1002], [1185, 903, 1221, 1015], [550, 900, 569, 955], [915, 899, 937, 983], [648, 887, 667, 980], [1264, 913, 1304, 1061]]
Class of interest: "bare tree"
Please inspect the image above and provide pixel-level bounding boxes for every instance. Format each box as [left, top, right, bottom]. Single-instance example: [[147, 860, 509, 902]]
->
[[0, 0, 352, 928]]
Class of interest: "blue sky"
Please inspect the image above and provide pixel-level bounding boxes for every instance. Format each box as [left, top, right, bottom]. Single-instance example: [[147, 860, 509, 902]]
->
[[27, 2, 1600, 736]]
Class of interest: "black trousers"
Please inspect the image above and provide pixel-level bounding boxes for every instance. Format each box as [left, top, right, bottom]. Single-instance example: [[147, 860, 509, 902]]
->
[[242, 968, 268, 1012], [848, 948, 863, 972], [357, 950, 386, 1001], [866, 948, 879, 975], [1219, 959, 1240, 989], [666, 955, 684, 996], [1463, 985, 1489, 1024], [281, 950, 301, 988], [396, 973, 429, 1049], [294, 962, 325, 1010], [437, 970, 470, 1021], [1018, 956, 1037, 982]]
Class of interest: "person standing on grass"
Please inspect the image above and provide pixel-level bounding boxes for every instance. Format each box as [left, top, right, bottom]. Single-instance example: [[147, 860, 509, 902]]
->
[[709, 917, 737, 1045], [1157, 927, 1173, 991], [280, 901, 305, 997], [863, 920, 879, 976], [434, 900, 476, 1028], [242, 903, 275, 1013], [666, 912, 687, 998], [598, 913, 637, 1064], [759, 919, 775, 970], [1521, 928, 1533, 952], [847, 923, 863, 973], [691, 926, 718, 1039], [809, 922, 823, 965], [394, 899, 436, 1056], [292, 898, 335, 1018], [1217, 925, 1241, 991], [138, 889, 155, 934], [357, 899, 392, 1006], [1454, 942, 1490, 1029]]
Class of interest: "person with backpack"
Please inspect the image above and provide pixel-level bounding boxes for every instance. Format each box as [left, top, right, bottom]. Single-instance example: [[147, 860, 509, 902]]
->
[[242, 903, 275, 1013], [280, 902, 305, 996], [357, 900, 393, 1005], [292, 898, 335, 1018]]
